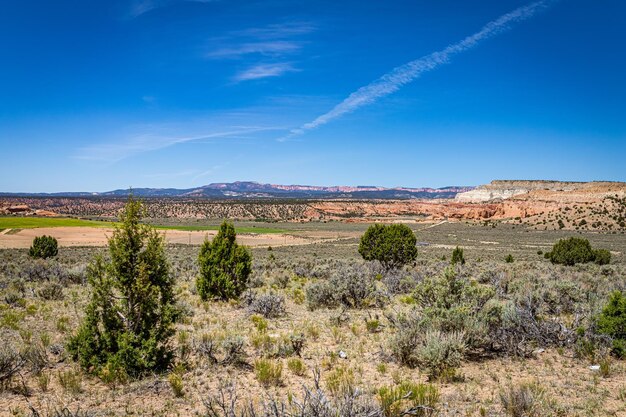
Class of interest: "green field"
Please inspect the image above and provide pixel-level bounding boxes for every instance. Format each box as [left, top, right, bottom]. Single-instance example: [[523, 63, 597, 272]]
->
[[0, 217, 285, 234], [0, 217, 113, 229]]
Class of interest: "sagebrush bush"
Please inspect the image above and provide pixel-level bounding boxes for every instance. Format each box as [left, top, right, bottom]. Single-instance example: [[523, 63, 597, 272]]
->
[[68, 197, 178, 378], [29, 235, 58, 259], [306, 263, 382, 310], [388, 312, 465, 379], [0, 339, 24, 390], [243, 291, 286, 318], [358, 224, 417, 270], [197, 221, 252, 300], [500, 382, 544, 417]]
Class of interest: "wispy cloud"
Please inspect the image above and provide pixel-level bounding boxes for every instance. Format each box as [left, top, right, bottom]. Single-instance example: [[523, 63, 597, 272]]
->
[[76, 126, 282, 162], [208, 41, 302, 59], [233, 22, 315, 40], [130, 0, 217, 17], [282, 0, 557, 141], [208, 21, 314, 82], [233, 62, 298, 81]]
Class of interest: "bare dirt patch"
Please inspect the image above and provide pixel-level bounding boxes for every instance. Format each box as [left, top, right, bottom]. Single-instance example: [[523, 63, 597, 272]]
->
[[0, 227, 357, 249]]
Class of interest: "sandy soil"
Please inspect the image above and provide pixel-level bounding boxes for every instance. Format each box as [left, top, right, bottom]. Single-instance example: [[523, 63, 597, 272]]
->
[[0, 227, 342, 249]]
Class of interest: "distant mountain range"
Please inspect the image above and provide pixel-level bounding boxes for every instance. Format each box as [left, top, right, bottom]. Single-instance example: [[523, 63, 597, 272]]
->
[[0, 181, 474, 200]]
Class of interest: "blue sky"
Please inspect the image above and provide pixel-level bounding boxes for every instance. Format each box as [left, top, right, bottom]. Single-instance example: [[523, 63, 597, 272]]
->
[[0, 0, 624, 192]]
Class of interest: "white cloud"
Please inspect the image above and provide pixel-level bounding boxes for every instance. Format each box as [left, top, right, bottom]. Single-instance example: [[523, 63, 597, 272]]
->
[[130, 0, 217, 17], [207, 41, 302, 59], [282, 0, 557, 141], [234, 62, 298, 81], [76, 126, 282, 162]]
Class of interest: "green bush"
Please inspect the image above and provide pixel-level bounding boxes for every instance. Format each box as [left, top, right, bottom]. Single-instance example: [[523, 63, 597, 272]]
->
[[29, 235, 58, 259], [197, 221, 252, 300], [544, 237, 607, 266], [254, 358, 283, 386], [593, 249, 611, 265], [451, 246, 465, 265], [68, 197, 178, 378], [358, 224, 417, 270], [378, 381, 439, 417], [505, 254, 514, 263], [597, 291, 626, 358]]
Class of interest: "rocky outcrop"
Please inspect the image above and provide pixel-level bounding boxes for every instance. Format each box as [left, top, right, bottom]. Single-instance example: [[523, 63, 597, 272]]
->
[[455, 180, 625, 203]]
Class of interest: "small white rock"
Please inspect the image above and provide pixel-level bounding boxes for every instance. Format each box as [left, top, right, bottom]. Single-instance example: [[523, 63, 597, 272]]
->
[[339, 350, 348, 359], [589, 365, 600, 371]]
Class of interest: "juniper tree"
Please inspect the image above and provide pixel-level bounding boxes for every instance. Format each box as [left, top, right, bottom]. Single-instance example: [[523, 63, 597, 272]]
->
[[451, 246, 465, 265], [197, 221, 252, 300], [68, 197, 177, 378], [358, 224, 417, 270], [29, 235, 58, 259]]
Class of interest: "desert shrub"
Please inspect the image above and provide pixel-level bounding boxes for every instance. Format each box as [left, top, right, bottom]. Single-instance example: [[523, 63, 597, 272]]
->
[[500, 382, 544, 417], [544, 237, 604, 266], [37, 282, 64, 300], [413, 330, 466, 380], [325, 365, 355, 396], [57, 368, 83, 395], [68, 197, 178, 378], [505, 254, 514, 263], [378, 381, 439, 417], [29, 235, 58, 259], [412, 267, 494, 344], [271, 271, 291, 289], [221, 336, 247, 366], [287, 357, 306, 376], [306, 279, 338, 310], [23, 341, 48, 374], [306, 263, 381, 310], [382, 270, 419, 295], [596, 291, 626, 358], [197, 221, 252, 300], [451, 246, 465, 265], [243, 291, 286, 318], [0, 339, 25, 390], [202, 376, 380, 417], [593, 249, 611, 265], [20, 260, 68, 283], [388, 312, 465, 379], [168, 372, 184, 397], [358, 224, 417, 270], [254, 358, 283, 386]]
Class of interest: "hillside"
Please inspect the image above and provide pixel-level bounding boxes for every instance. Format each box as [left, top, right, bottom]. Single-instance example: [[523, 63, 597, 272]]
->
[[0, 181, 472, 200]]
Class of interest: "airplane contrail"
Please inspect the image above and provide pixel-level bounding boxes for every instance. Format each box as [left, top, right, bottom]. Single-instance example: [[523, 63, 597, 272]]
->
[[282, 0, 558, 141]]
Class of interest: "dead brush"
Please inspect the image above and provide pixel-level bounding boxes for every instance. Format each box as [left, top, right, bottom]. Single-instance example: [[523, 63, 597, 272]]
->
[[243, 291, 286, 318], [202, 369, 381, 417]]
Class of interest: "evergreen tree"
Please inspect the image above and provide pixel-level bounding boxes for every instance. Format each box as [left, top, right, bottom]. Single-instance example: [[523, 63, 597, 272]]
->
[[451, 246, 465, 265], [197, 221, 252, 300], [68, 197, 177, 378], [29, 235, 58, 259], [358, 224, 417, 270]]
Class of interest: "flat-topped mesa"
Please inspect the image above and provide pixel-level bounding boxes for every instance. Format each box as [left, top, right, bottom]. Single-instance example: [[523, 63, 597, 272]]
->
[[455, 180, 626, 203]]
